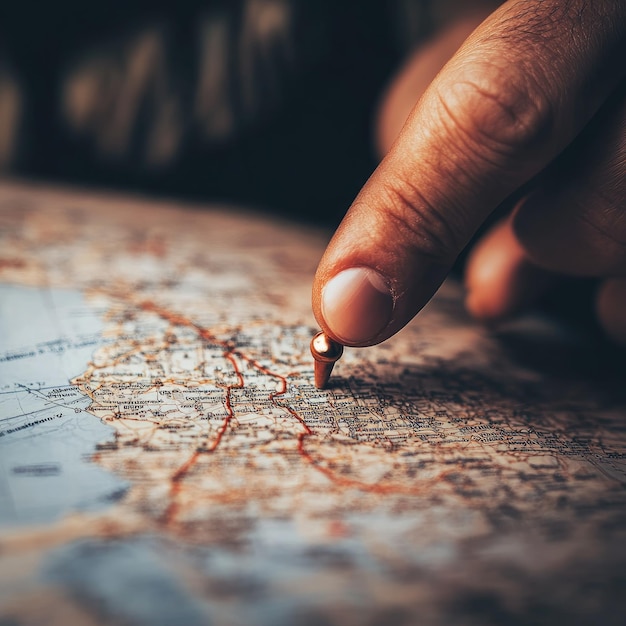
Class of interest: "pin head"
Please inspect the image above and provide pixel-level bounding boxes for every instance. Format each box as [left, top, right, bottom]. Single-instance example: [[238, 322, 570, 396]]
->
[[312, 332, 343, 360], [310, 331, 343, 388]]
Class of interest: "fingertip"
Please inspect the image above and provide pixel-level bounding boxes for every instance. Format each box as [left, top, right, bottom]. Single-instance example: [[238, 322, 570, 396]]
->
[[312, 199, 452, 347], [596, 279, 626, 346], [464, 288, 506, 323], [464, 218, 525, 321], [464, 217, 554, 323], [319, 267, 394, 346]]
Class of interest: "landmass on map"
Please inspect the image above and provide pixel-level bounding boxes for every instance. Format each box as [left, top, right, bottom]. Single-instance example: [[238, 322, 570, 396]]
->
[[1, 182, 625, 625]]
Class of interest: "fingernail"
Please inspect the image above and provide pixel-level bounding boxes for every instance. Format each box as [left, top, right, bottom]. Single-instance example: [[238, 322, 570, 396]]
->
[[321, 267, 394, 344]]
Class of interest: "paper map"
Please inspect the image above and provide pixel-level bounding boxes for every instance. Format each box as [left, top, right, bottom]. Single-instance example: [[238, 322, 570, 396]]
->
[[1, 182, 625, 625]]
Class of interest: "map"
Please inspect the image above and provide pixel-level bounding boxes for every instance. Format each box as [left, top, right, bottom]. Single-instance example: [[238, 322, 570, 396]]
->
[[1, 182, 625, 625]]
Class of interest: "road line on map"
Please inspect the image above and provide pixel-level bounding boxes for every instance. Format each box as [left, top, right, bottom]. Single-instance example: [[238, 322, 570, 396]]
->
[[84, 293, 458, 526]]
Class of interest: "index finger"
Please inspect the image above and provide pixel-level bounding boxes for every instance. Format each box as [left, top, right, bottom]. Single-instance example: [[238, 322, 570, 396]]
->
[[313, 0, 626, 346]]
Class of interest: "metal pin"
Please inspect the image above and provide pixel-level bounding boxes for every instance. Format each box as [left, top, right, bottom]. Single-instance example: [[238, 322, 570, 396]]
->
[[310, 331, 343, 389]]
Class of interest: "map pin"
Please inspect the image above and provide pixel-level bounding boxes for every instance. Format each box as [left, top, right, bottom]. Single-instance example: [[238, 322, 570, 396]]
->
[[310, 331, 343, 389]]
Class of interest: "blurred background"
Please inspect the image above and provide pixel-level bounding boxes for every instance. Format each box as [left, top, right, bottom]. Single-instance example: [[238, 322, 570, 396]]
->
[[0, 0, 482, 225]]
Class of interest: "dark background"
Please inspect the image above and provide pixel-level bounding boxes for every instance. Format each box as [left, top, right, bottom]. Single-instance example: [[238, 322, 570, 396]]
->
[[0, 1, 449, 225]]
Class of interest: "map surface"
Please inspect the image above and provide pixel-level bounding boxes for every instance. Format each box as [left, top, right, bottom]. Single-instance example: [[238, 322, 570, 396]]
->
[[1, 182, 625, 625]]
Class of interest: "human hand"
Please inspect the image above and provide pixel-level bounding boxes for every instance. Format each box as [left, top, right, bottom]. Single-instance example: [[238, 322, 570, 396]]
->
[[312, 0, 626, 347]]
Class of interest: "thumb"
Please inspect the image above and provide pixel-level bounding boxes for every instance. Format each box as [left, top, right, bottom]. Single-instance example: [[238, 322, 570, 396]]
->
[[312, 0, 626, 346]]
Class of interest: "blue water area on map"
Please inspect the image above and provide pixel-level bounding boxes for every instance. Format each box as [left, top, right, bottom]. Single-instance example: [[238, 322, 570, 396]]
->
[[40, 527, 349, 626], [0, 284, 128, 527], [43, 537, 211, 625], [38, 517, 396, 625]]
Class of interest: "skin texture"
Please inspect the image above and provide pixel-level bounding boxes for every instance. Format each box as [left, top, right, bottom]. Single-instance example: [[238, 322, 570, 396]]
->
[[313, 0, 626, 347]]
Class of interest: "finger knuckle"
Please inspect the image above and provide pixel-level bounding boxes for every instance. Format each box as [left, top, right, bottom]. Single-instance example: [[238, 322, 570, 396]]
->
[[435, 64, 554, 160]]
